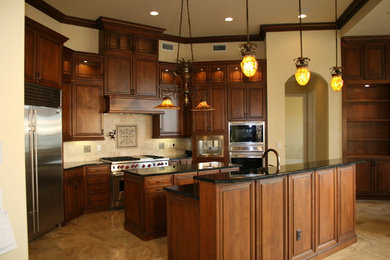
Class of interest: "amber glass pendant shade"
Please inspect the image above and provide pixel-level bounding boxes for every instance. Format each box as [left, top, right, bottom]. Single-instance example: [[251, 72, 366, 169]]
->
[[241, 55, 258, 77], [295, 66, 311, 86], [330, 75, 343, 91], [191, 100, 215, 111], [154, 97, 180, 109]]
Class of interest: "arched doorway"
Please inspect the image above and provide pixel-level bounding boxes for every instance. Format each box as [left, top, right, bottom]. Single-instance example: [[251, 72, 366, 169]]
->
[[285, 72, 329, 164]]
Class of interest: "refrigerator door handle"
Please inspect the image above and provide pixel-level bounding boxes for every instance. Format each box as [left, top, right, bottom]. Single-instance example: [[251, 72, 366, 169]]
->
[[28, 108, 37, 235], [33, 109, 40, 233]]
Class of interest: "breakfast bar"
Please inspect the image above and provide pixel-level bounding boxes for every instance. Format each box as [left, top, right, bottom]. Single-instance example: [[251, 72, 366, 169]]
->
[[165, 159, 362, 260]]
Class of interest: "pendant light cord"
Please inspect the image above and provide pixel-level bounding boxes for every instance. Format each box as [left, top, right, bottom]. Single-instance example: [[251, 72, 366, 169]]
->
[[335, 0, 338, 67], [186, 0, 194, 62], [246, 0, 249, 43], [176, 0, 184, 63], [299, 0, 303, 58]]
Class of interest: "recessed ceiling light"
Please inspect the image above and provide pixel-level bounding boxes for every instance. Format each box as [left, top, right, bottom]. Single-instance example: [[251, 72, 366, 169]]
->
[[298, 14, 307, 19], [150, 11, 159, 16], [225, 17, 233, 22]]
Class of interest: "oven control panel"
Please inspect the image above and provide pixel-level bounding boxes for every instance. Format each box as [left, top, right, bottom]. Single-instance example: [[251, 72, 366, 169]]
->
[[111, 160, 169, 172]]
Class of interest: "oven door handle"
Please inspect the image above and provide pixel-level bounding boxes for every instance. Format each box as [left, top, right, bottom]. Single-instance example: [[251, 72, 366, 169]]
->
[[230, 153, 263, 158]]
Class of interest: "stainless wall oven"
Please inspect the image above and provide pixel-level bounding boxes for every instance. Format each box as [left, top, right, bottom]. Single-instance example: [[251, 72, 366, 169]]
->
[[229, 121, 265, 170]]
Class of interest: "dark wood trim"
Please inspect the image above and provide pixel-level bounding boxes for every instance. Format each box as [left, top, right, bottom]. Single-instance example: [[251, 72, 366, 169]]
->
[[26, 0, 98, 29], [25, 16, 68, 43], [96, 17, 165, 35], [161, 34, 263, 43], [342, 35, 390, 43], [259, 22, 335, 40], [337, 0, 369, 29]]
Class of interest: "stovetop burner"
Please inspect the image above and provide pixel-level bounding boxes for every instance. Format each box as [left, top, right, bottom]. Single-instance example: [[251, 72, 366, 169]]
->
[[142, 155, 164, 159], [100, 156, 140, 162]]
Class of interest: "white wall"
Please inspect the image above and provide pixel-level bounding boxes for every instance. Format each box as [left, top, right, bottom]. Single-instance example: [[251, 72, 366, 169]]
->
[[0, 1, 29, 259], [266, 30, 342, 165]]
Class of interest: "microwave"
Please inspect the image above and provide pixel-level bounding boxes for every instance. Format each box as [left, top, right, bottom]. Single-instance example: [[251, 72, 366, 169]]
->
[[228, 121, 265, 150]]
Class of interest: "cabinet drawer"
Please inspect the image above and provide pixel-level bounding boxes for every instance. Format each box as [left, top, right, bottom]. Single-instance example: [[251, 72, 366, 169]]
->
[[64, 168, 84, 181], [87, 174, 110, 185], [86, 193, 110, 208], [198, 169, 219, 176], [87, 183, 109, 194], [144, 175, 173, 189], [174, 172, 197, 185], [86, 164, 110, 174]]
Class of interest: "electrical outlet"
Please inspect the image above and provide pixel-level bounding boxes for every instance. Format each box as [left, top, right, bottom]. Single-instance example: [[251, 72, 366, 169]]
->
[[84, 145, 91, 153], [159, 143, 165, 149], [296, 229, 301, 241], [97, 145, 101, 152]]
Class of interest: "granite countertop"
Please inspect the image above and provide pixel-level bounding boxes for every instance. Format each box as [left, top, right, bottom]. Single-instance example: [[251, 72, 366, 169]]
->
[[164, 183, 199, 200], [194, 159, 365, 183], [168, 156, 192, 160], [123, 162, 240, 177], [63, 160, 109, 170]]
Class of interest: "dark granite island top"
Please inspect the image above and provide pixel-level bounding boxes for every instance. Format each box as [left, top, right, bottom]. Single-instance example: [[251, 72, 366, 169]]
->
[[194, 158, 365, 183], [123, 162, 239, 177]]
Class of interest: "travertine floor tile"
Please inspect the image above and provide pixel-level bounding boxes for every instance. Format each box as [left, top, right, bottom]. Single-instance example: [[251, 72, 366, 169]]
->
[[29, 200, 390, 260]]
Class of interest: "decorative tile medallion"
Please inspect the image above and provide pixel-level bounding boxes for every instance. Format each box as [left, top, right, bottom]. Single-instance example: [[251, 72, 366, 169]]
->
[[116, 125, 137, 148]]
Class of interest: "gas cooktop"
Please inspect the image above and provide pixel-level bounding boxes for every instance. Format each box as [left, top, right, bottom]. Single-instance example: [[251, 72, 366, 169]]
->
[[100, 155, 170, 172]]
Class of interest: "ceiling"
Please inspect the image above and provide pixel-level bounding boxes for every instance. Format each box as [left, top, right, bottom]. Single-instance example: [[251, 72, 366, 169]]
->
[[41, 0, 390, 37]]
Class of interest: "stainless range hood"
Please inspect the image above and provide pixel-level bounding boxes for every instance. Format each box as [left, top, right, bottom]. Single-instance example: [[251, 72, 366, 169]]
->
[[104, 96, 164, 114]]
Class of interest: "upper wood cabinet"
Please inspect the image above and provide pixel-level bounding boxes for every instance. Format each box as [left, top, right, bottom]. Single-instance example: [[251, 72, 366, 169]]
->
[[342, 37, 390, 80], [98, 17, 164, 97], [62, 50, 105, 141], [25, 17, 68, 88], [228, 85, 265, 121], [227, 60, 266, 84]]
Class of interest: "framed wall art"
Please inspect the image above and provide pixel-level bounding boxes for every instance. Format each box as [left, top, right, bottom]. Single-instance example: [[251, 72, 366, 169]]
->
[[116, 125, 137, 148]]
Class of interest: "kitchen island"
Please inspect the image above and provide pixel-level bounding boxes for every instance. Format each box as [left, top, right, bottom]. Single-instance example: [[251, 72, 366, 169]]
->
[[122, 162, 239, 240], [165, 159, 362, 260]]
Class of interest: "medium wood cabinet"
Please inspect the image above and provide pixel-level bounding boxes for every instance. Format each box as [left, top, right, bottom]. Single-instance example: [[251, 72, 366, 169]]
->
[[85, 165, 111, 212], [315, 168, 337, 252], [288, 171, 315, 260], [104, 52, 132, 95], [62, 50, 104, 141], [228, 85, 265, 121], [64, 167, 85, 222], [374, 159, 390, 196], [193, 86, 227, 133], [25, 17, 68, 88], [256, 177, 288, 260]]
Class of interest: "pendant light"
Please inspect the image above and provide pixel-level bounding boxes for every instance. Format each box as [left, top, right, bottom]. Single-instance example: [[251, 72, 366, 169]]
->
[[294, 0, 311, 86], [330, 0, 343, 91], [154, 0, 214, 111], [240, 0, 258, 78]]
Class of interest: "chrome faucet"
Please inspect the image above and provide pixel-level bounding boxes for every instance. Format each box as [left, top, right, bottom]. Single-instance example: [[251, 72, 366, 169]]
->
[[262, 148, 280, 173]]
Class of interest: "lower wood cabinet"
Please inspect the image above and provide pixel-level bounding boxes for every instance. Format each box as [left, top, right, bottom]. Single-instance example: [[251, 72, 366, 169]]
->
[[145, 188, 168, 233], [85, 165, 111, 212], [256, 177, 288, 260], [338, 165, 356, 242], [288, 171, 315, 260], [173, 172, 197, 185], [64, 164, 111, 222], [64, 167, 85, 222]]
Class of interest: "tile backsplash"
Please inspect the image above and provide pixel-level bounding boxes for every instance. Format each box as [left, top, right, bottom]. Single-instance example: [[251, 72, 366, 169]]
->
[[63, 114, 192, 163]]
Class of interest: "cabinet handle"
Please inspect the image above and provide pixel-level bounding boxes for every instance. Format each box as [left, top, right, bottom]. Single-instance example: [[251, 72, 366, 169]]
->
[[101, 129, 104, 135], [130, 89, 136, 95], [37, 72, 41, 80]]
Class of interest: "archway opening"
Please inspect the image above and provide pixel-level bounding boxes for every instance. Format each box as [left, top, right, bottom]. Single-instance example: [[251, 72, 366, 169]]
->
[[285, 72, 329, 164]]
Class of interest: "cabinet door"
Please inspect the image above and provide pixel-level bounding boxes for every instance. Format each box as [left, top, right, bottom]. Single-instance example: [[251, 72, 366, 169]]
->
[[387, 44, 390, 79], [256, 177, 288, 260], [73, 53, 103, 80], [210, 66, 226, 83], [160, 63, 179, 85], [104, 53, 132, 95], [36, 33, 62, 88], [193, 88, 210, 133], [355, 159, 374, 196], [228, 86, 246, 120], [72, 82, 104, 139], [62, 80, 72, 140], [375, 159, 390, 196], [25, 26, 36, 84], [228, 65, 244, 83], [145, 188, 167, 233], [173, 172, 196, 185], [209, 87, 226, 132], [64, 168, 85, 222], [246, 86, 265, 120], [364, 44, 386, 80], [124, 175, 143, 227], [288, 171, 315, 260], [133, 54, 158, 97], [338, 165, 356, 242], [315, 168, 337, 252], [342, 45, 363, 79]]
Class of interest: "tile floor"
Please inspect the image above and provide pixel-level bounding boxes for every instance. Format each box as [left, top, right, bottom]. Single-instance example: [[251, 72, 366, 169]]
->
[[29, 200, 390, 260]]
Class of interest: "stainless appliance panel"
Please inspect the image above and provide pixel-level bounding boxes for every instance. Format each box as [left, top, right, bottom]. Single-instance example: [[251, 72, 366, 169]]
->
[[25, 105, 63, 240]]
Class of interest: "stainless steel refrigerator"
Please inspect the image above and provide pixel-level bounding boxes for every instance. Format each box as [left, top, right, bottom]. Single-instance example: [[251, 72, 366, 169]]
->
[[24, 83, 63, 241]]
